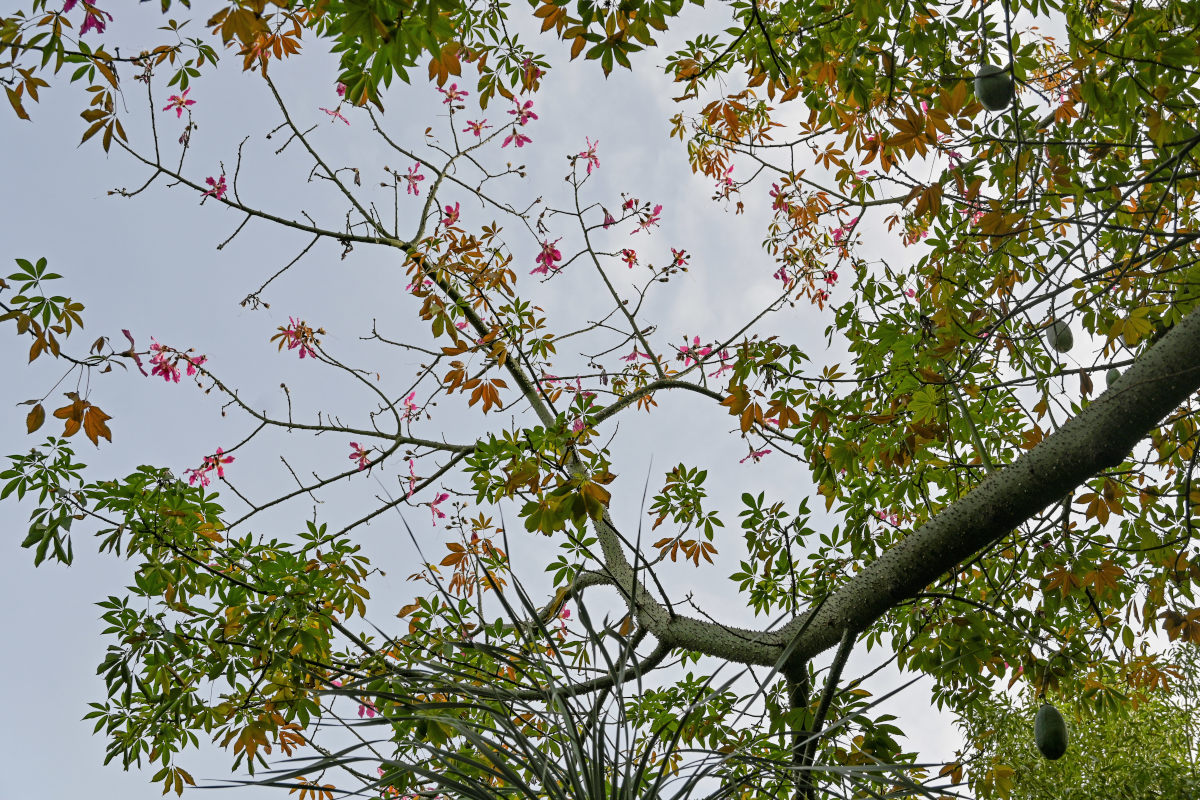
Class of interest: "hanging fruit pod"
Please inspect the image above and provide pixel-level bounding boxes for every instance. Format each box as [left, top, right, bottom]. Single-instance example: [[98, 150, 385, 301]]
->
[[1034, 702, 1068, 760], [1045, 320, 1074, 353], [975, 64, 1014, 111]]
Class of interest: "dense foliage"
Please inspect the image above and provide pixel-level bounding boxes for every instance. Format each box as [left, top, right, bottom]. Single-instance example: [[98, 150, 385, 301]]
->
[[4, 0, 1200, 798], [962, 644, 1200, 799]]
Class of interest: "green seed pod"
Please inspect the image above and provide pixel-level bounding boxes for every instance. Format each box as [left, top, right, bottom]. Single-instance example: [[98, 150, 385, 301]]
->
[[975, 64, 1014, 112], [1106, 368, 1120, 387], [1046, 320, 1074, 353], [1034, 703, 1068, 760]]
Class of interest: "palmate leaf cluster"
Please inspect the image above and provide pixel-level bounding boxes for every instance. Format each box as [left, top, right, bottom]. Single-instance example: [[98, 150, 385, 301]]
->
[[232, 585, 940, 800]]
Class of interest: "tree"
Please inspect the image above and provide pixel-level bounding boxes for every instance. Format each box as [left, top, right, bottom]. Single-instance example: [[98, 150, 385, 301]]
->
[[961, 644, 1200, 799], [4, 0, 1200, 798]]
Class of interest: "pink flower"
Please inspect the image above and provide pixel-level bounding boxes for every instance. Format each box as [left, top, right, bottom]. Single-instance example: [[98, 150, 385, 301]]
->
[[670, 248, 689, 269], [320, 106, 350, 125], [717, 164, 734, 196], [442, 202, 461, 227], [184, 466, 210, 487], [875, 510, 901, 526], [162, 89, 195, 119], [358, 700, 377, 718], [708, 349, 732, 378], [71, 1, 112, 35], [349, 442, 371, 471], [207, 448, 234, 479], [186, 447, 234, 486], [831, 216, 858, 245], [184, 353, 207, 376], [577, 138, 599, 175], [148, 339, 181, 383], [739, 448, 772, 464], [437, 83, 469, 105], [508, 99, 538, 126], [407, 459, 418, 500], [280, 317, 318, 359], [121, 329, 148, 376], [404, 163, 425, 196], [203, 174, 227, 200], [430, 492, 450, 525], [905, 287, 916, 298], [572, 378, 596, 400], [773, 265, 792, 287], [603, 209, 616, 229], [769, 183, 788, 211], [823, 270, 838, 286], [502, 131, 532, 148], [336, 83, 346, 97], [633, 204, 662, 234], [463, 119, 490, 137], [402, 391, 419, 420], [677, 336, 712, 367], [570, 418, 585, 433], [559, 605, 571, 632], [531, 238, 562, 276], [622, 347, 651, 362], [620, 248, 637, 268]]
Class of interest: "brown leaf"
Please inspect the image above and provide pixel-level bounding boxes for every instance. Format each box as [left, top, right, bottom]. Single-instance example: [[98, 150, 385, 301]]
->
[[26, 403, 45, 434]]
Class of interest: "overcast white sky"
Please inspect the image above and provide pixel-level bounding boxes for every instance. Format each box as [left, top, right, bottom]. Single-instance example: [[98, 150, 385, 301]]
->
[[0, 4, 959, 796]]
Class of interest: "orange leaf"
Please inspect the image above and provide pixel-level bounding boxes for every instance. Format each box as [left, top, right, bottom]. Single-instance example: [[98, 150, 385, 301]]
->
[[396, 602, 421, 618], [83, 404, 113, 446]]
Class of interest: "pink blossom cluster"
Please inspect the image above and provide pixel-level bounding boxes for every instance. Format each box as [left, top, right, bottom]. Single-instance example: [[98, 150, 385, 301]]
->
[[632, 202, 663, 234], [875, 509, 902, 526], [831, 216, 859, 245], [677, 335, 712, 367], [185, 448, 234, 487], [148, 339, 207, 383], [64, 0, 111, 35], [503, 98, 537, 148]]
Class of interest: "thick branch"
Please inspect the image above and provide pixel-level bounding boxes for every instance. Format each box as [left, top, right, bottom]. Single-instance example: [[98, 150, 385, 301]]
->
[[608, 301, 1200, 669]]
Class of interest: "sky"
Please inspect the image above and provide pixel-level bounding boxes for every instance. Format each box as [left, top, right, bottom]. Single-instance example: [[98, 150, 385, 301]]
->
[[0, 4, 959, 797]]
